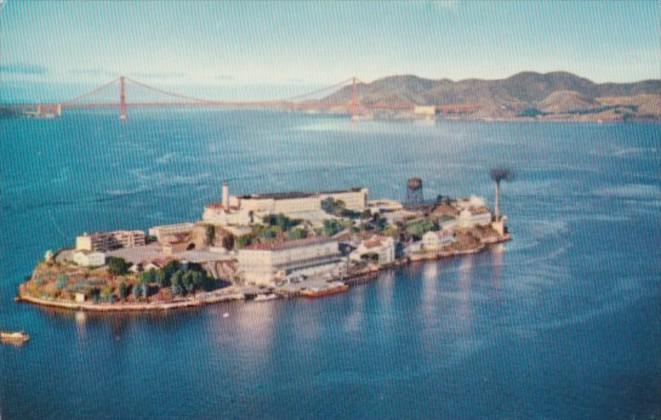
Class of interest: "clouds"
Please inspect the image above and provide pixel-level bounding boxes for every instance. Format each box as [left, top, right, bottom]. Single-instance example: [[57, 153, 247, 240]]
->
[[0, 63, 48, 75]]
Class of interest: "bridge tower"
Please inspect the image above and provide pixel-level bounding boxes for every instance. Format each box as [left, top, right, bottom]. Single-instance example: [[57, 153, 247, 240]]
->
[[119, 76, 127, 121]]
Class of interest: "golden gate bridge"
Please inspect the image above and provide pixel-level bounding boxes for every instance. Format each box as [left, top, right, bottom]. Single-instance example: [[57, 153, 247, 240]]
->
[[10, 76, 479, 120]]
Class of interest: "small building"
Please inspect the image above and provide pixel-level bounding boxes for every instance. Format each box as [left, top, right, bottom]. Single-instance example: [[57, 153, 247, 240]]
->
[[413, 105, 437, 116], [422, 229, 456, 251], [73, 250, 105, 267], [74, 292, 86, 303], [237, 237, 345, 287], [350, 235, 396, 266]]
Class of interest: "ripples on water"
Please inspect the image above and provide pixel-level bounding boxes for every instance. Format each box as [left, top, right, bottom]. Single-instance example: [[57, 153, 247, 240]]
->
[[1, 111, 660, 419]]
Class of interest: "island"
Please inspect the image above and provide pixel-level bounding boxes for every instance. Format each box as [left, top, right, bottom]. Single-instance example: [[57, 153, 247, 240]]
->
[[18, 175, 512, 311]]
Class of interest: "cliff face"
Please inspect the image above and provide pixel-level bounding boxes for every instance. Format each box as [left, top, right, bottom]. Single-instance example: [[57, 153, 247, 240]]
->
[[321, 72, 661, 121]]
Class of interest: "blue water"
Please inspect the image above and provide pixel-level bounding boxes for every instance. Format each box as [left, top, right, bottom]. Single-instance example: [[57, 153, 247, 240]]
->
[[1, 110, 660, 419]]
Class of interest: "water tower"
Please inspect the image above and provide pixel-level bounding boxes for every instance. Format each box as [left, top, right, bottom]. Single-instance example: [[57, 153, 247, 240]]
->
[[406, 177, 423, 205]]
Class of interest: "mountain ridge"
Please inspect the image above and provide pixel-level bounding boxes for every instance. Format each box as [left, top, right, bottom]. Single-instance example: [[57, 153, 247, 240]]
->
[[321, 71, 661, 121]]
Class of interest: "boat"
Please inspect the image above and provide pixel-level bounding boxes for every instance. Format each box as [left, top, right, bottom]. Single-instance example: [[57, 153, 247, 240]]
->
[[253, 293, 279, 302], [300, 282, 349, 299], [1, 331, 30, 344]]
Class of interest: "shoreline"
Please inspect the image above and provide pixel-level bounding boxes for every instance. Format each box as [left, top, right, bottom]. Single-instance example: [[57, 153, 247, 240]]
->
[[16, 235, 511, 313]]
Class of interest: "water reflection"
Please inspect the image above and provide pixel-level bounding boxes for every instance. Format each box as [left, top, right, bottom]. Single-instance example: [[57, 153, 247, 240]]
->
[[488, 244, 505, 302], [457, 255, 475, 331], [344, 283, 367, 333], [374, 271, 396, 330], [421, 262, 440, 319], [209, 301, 278, 376], [75, 311, 87, 341]]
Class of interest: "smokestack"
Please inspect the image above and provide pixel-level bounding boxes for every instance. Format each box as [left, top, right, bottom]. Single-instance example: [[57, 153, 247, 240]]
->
[[489, 168, 514, 221], [222, 182, 229, 210]]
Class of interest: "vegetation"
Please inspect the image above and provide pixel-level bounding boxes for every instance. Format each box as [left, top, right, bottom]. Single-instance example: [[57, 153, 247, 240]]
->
[[107, 257, 131, 276], [24, 256, 220, 305], [405, 218, 437, 240], [321, 198, 362, 219]]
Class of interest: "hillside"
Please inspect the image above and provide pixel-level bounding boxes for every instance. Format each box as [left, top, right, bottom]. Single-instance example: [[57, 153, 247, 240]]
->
[[320, 72, 661, 121]]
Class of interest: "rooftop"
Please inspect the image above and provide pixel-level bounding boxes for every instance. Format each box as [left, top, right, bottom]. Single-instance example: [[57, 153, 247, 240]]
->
[[238, 187, 365, 201]]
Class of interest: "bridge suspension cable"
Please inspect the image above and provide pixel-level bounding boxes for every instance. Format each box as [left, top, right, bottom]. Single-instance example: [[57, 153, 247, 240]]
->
[[61, 77, 120, 105]]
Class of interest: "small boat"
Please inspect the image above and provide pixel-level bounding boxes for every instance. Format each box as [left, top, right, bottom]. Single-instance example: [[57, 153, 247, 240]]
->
[[1, 331, 30, 344], [300, 283, 349, 299], [253, 293, 279, 302]]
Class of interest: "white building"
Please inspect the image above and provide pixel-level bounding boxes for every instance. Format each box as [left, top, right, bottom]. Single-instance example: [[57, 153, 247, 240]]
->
[[413, 105, 437, 116], [237, 237, 345, 286], [455, 195, 487, 211], [422, 230, 456, 251], [203, 183, 369, 228], [458, 208, 492, 228], [350, 235, 396, 266], [73, 250, 106, 267]]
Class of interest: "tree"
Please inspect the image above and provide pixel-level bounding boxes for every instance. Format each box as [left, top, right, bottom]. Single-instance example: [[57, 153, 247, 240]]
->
[[323, 219, 342, 237], [235, 234, 253, 249], [406, 219, 437, 240], [182, 271, 197, 293], [132, 283, 142, 299], [139, 269, 157, 285], [106, 257, 131, 276], [287, 227, 308, 240], [89, 287, 100, 303], [118, 282, 129, 301], [171, 270, 184, 296], [321, 197, 340, 215], [162, 260, 180, 283], [100, 285, 114, 303]]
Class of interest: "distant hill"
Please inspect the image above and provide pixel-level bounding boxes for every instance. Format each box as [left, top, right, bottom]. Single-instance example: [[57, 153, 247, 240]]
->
[[320, 71, 661, 121]]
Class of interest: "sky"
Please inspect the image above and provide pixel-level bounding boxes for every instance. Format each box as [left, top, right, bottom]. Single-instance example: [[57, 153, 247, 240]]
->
[[0, 1, 659, 100]]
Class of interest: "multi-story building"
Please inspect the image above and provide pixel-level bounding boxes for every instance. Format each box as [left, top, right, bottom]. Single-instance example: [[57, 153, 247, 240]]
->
[[237, 237, 345, 286], [75, 230, 145, 252], [202, 182, 368, 227]]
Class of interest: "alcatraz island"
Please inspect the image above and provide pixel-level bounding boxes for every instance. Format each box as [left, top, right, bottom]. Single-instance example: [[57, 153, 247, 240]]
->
[[18, 172, 513, 311]]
